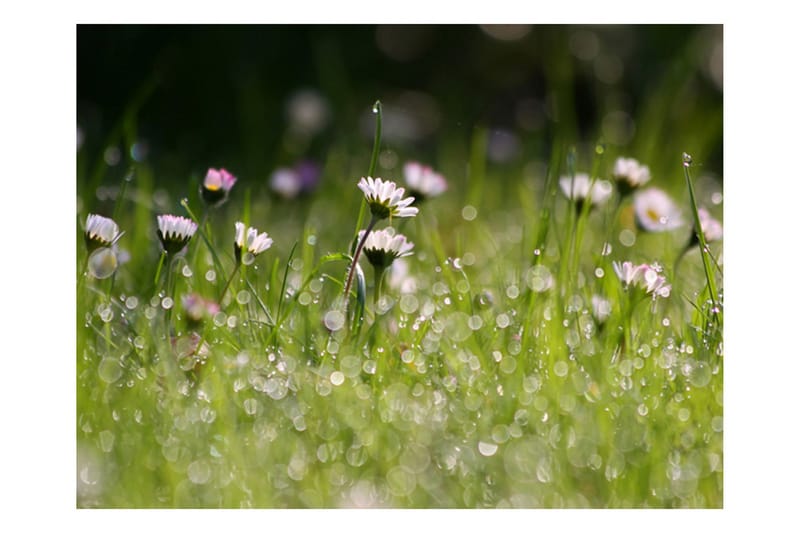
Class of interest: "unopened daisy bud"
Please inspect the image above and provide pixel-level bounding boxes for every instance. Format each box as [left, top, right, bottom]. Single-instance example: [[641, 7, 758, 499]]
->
[[84, 213, 121, 252], [403, 161, 447, 203], [612, 157, 651, 197], [357, 177, 418, 220], [559, 173, 613, 210], [234, 222, 273, 264], [157, 214, 197, 255], [201, 167, 237, 207], [633, 188, 683, 232], [360, 228, 414, 269]]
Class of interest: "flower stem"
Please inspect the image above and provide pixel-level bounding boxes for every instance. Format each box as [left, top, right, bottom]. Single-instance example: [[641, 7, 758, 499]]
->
[[373, 264, 387, 311], [343, 216, 377, 314], [164, 254, 176, 334], [682, 154, 720, 323], [153, 250, 167, 295], [219, 262, 241, 304]]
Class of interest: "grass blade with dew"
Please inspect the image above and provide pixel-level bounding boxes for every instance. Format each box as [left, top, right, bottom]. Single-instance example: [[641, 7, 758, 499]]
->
[[682, 152, 721, 325]]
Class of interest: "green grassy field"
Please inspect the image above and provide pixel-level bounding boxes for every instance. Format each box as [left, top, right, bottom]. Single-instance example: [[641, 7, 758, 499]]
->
[[76, 26, 723, 508]]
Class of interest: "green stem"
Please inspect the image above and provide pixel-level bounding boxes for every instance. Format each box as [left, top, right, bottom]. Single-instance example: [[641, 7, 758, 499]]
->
[[682, 154, 721, 321], [219, 263, 241, 304], [373, 265, 387, 311], [181, 199, 226, 296], [153, 250, 167, 295], [164, 254, 176, 335], [343, 216, 377, 314], [367, 100, 382, 179]]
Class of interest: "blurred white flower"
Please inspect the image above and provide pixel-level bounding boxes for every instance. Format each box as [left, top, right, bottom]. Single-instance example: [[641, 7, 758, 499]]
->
[[270, 168, 302, 199], [269, 161, 321, 199], [357, 177, 418, 220], [612, 157, 651, 195], [234, 222, 273, 263], [387, 257, 418, 294], [697, 207, 723, 242], [286, 89, 330, 136], [591, 295, 612, 323], [559, 173, 613, 207], [613, 260, 671, 299], [157, 214, 197, 255], [633, 188, 683, 232], [360, 228, 414, 269], [403, 161, 447, 201]]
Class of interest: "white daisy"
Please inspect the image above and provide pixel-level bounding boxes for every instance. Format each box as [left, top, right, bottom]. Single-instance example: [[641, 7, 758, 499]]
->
[[157, 214, 198, 254], [403, 161, 447, 201], [612, 157, 651, 195], [633, 188, 683, 232], [559, 173, 613, 207], [357, 177, 418, 220], [234, 222, 273, 263], [360, 228, 414, 269], [85, 213, 120, 251]]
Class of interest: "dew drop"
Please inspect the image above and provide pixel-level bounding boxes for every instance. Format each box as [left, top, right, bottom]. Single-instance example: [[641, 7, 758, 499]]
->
[[99, 430, 115, 453], [236, 290, 251, 305], [330, 371, 345, 386], [88, 248, 118, 279], [553, 361, 569, 377], [362, 360, 377, 375], [125, 296, 139, 310], [478, 441, 499, 457], [619, 229, 636, 247], [243, 398, 258, 416], [205, 270, 217, 282], [461, 205, 478, 221], [496, 314, 510, 329], [182, 265, 193, 277], [324, 310, 345, 331], [187, 460, 211, 485], [161, 297, 174, 310], [98, 358, 123, 383]]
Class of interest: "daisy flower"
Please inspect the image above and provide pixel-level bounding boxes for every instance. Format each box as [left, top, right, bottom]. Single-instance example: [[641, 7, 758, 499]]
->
[[157, 214, 198, 255], [234, 222, 273, 263], [559, 173, 613, 209], [84, 213, 120, 252], [403, 161, 447, 202], [633, 188, 683, 232], [201, 167, 237, 207], [613, 260, 671, 299], [612, 157, 651, 196], [360, 228, 414, 269], [357, 177, 418, 220]]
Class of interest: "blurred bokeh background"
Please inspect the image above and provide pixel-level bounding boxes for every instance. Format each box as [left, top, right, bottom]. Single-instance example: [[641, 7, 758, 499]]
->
[[77, 24, 722, 201]]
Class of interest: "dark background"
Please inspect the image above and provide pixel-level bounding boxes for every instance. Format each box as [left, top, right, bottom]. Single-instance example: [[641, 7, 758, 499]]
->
[[77, 25, 722, 199]]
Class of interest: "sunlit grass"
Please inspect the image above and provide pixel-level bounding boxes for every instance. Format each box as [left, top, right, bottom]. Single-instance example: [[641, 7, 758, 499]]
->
[[77, 106, 722, 507]]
